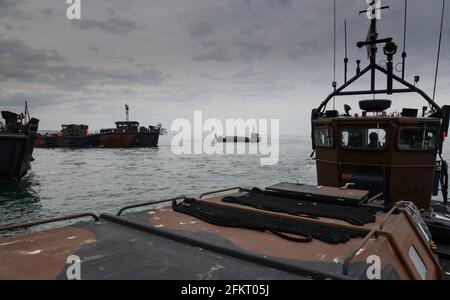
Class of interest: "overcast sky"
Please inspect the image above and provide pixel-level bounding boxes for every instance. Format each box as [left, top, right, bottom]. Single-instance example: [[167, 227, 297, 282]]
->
[[0, 0, 449, 134]]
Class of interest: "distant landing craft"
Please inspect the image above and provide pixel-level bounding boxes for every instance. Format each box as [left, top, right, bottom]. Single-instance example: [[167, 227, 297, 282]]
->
[[0, 102, 39, 181], [35, 105, 160, 148], [215, 132, 260, 143]]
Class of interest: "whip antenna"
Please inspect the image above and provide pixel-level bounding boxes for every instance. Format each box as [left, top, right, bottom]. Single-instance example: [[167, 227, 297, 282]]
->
[[401, 0, 408, 80], [332, 0, 337, 110], [344, 19, 349, 83], [125, 104, 130, 122], [433, 0, 446, 102]]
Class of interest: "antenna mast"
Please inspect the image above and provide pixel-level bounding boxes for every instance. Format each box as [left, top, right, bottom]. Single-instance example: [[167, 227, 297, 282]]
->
[[316, 1, 443, 116], [344, 19, 349, 83], [332, 0, 337, 110], [401, 0, 408, 80], [433, 0, 446, 102], [125, 104, 130, 122]]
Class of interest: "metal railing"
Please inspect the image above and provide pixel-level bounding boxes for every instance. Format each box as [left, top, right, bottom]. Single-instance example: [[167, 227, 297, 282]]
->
[[116, 196, 188, 216], [0, 213, 99, 232], [342, 229, 377, 275], [199, 187, 245, 200]]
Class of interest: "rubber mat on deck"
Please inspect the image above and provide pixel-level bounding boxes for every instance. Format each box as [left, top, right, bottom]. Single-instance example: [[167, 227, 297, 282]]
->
[[173, 199, 369, 245], [223, 188, 381, 226]]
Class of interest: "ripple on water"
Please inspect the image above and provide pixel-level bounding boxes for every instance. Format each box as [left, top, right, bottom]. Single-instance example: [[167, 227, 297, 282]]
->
[[1, 135, 448, 235]]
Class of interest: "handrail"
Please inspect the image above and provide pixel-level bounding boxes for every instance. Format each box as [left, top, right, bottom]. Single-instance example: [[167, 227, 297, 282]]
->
[[379, 206, 398, 230], [0, 213, 99, 233], [367, 193, 383, 204], [342, 229, 377, 275], [342, 205, 398, 275], [117, 196, 187, 216], [199, 187, 245, 200], [315, 159, 437, 169], [317, 62, 442, 115]]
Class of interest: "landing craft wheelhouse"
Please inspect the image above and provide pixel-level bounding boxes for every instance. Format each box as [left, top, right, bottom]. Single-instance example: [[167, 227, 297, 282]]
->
[[311, 0, 450, 245], [313, 106, 445, 210]]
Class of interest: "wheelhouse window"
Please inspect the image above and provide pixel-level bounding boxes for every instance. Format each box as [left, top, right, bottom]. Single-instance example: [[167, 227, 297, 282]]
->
[[314, 128, 333, 148], [409, 246, 427, 280], [341, 128, 387, 150], [399, 126, 437, 151]]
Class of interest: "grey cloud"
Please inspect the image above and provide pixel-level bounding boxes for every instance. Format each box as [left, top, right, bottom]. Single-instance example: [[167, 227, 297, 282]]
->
[[3, 22, 13, 30], [0, 0, 23, 12], [287, 39, 327, 60], [192, 47, 232, 62], [2, 22, 27, 31], [0, 36, 169, 90], [0, 36, 65, 82], [0, 0, 24, 20], [193, 40, 271, 62], [0, 0, 21, 9], [228, 66, 296, 101], [35, 64, 169, 90], [40, 7, 56, 20], [186, 19, 217, 37], [199, 72, 224, 81], [235, 39, 272, 60], [231, 67, 258, 79], [73, 17, 145, 35], [184, 0, 322, 62], [99, 68, 169, 86], [89, 46, 100, 53], [106, 7, 118, 17], [0, 91, 63, 108], [1, 0, 449, 134], [105, 56, 135, 64], [105, 1, 137, 17], [0, 0, 33, 22], [0, 0, 23, 13]]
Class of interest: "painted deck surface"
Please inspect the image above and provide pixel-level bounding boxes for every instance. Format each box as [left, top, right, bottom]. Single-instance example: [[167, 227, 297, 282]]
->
[[0, 191, 444, 280]]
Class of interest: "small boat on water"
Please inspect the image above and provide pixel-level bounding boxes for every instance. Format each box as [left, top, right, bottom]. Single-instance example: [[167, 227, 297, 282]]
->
[[0, 1, 449, 280], [0, 103, 39, 181], [215, 132, 260, 143], [35, 105, 160, 148]]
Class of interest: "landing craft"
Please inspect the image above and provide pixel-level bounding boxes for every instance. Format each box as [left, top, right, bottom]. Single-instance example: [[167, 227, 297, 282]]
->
[[0, 1, 449, 280], [0, 102, 39, 181], [215, 132, 260, 143], [35, 105, 160, 148]]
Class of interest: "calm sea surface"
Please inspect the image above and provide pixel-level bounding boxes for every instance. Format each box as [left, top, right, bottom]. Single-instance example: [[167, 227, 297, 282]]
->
[[0, 135, 318, 232], [1, 135, 448, 235]]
